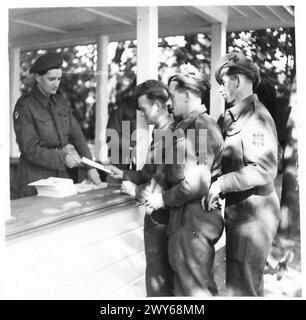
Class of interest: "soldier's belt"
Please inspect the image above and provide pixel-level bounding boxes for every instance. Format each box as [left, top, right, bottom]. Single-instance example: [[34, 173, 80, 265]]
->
[[226, 183, 275, 205], [252, 183, 274, 196]]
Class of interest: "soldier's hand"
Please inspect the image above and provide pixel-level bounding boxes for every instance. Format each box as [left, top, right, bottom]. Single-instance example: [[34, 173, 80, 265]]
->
[[65, 152, 82, 168], [201, 195, 220, 211], [141, 186, 151, 200], [201, 195, 206, 210], [105, 164, 123, 179], [145, 193, 165, 211], [121, 181, 136, 197], [62, 143, 77, 154], [87, 168, 102, 185], [207, 181, 221, 210]]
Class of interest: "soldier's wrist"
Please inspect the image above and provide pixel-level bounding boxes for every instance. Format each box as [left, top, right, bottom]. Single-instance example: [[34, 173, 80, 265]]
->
[[63, 152, 69, 165], [216, 176, 227, 195]]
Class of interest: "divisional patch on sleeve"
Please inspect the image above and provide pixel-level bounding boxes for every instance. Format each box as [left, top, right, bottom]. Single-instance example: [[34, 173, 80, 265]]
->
[[252, 131, 264, 146]]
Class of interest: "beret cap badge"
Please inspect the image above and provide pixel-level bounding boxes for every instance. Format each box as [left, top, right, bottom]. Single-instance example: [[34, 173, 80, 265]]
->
[[215, 51, 260, 88], [179, 63, 201, 79], [227, 52, 240, 63], [168, 63, 208, 99]]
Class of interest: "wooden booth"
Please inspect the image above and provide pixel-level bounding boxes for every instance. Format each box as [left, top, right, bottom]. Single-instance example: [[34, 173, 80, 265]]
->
[[1, 5, 295, 299]]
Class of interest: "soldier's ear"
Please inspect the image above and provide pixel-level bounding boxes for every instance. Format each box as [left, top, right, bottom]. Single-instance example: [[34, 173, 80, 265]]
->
[[185, 90, 190, 102], [234, 74, 240, 88], [34, 73, 41, 83], [154, 99, 162, 110]]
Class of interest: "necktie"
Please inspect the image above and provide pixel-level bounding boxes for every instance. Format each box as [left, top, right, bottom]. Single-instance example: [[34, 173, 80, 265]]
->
[[221, 110, 235, 134]]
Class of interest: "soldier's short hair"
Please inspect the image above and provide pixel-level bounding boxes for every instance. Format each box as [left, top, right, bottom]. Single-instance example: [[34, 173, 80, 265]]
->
[[168, 63, 209, 100], [132, 80, 169, 109]]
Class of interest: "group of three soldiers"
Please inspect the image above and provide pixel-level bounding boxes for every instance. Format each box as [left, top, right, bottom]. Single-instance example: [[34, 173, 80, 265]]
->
[[107, 51, 280, 297], [12, 51, 280, 297]]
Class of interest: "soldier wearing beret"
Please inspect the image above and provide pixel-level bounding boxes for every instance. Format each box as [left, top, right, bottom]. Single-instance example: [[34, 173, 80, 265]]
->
[[145, 64, 224, 296], [106, 79, 175, 296], [12, 52, 101, 199], [207, 52, 281, 296]]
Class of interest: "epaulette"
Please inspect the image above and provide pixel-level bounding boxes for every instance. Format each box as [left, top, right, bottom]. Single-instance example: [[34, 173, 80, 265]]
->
[[15, 91, 32, 107], [195, 111, 209, 129]]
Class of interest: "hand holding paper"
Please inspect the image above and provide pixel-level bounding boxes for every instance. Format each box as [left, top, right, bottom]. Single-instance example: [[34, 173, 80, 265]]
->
[[80, 157, 112, 174]]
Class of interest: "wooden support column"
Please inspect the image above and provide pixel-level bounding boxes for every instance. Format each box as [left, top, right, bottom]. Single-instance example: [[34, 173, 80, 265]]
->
[[9, 47, 21, 158], [1, 47, 12, 242], [210, 23, 226, 121], [1, 47, 21, 223], [136, 7, 158, 170], [95, 35, 109, 163], [210, 23, 227, 249]]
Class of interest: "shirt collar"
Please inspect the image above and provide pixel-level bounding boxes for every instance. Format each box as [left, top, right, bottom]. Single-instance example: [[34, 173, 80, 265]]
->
[[227, 94, 258, 121], [156, 115, 174, 130], [32, 84, 51, 108], [175, 104, 207, 131], [32, 84, 59, 108]]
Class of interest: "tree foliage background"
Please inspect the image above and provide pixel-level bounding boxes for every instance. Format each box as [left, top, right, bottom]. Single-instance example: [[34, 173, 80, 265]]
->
[[20, 27, 295, 141], [19, 27, 298, 233]]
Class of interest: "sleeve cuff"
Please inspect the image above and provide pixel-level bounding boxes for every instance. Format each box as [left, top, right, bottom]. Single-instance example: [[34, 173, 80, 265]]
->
[[162, 190, 173, 208], [59, 150, 68, 170], [122, 170, 128, 180], [217, 174, 231, 194]]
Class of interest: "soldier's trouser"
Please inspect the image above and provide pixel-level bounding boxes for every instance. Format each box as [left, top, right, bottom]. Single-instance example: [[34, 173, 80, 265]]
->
[[225, 192, 280, 296], [167, 212, 224, 296], [144, 214, 174, 297]]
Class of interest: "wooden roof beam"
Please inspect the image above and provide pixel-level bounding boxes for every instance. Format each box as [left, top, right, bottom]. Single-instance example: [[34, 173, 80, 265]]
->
[[230, 6, 248, 18], [13, 19, 67, 34], [266, 6, 287, 23], [83, 8, 134, 26], [249, 6, 266, 19], [10, 17, 211, 50], [283, 6, 295, 17], [185, 6, 228, 25]]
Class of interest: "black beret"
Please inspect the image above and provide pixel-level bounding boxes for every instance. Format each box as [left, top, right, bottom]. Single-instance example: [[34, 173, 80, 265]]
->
[[30, 53, 63, 74], [215, 52, 260, 88], [132, 80, 169, 109]]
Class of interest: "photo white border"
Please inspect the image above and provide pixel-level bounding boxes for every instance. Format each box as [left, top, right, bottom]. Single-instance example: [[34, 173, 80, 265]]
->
[[0, 0, 305, 300]]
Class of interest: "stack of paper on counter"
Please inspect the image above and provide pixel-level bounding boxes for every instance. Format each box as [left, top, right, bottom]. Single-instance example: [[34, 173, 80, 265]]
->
[[28, 177, 77, 197]]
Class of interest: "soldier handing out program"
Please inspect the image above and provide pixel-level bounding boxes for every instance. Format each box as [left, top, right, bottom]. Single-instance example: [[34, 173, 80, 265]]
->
[[12, 52, 101, 199]]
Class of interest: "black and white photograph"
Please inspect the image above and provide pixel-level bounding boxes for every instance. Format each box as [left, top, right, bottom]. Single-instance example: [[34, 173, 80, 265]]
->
[[0, 0, 305, 306]]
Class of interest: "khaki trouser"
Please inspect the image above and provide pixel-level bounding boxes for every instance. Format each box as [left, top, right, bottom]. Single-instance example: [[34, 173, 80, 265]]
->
[[225, 190, 280, 296], [144, 211, 174, 297], [167, 210, 224, 296]]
